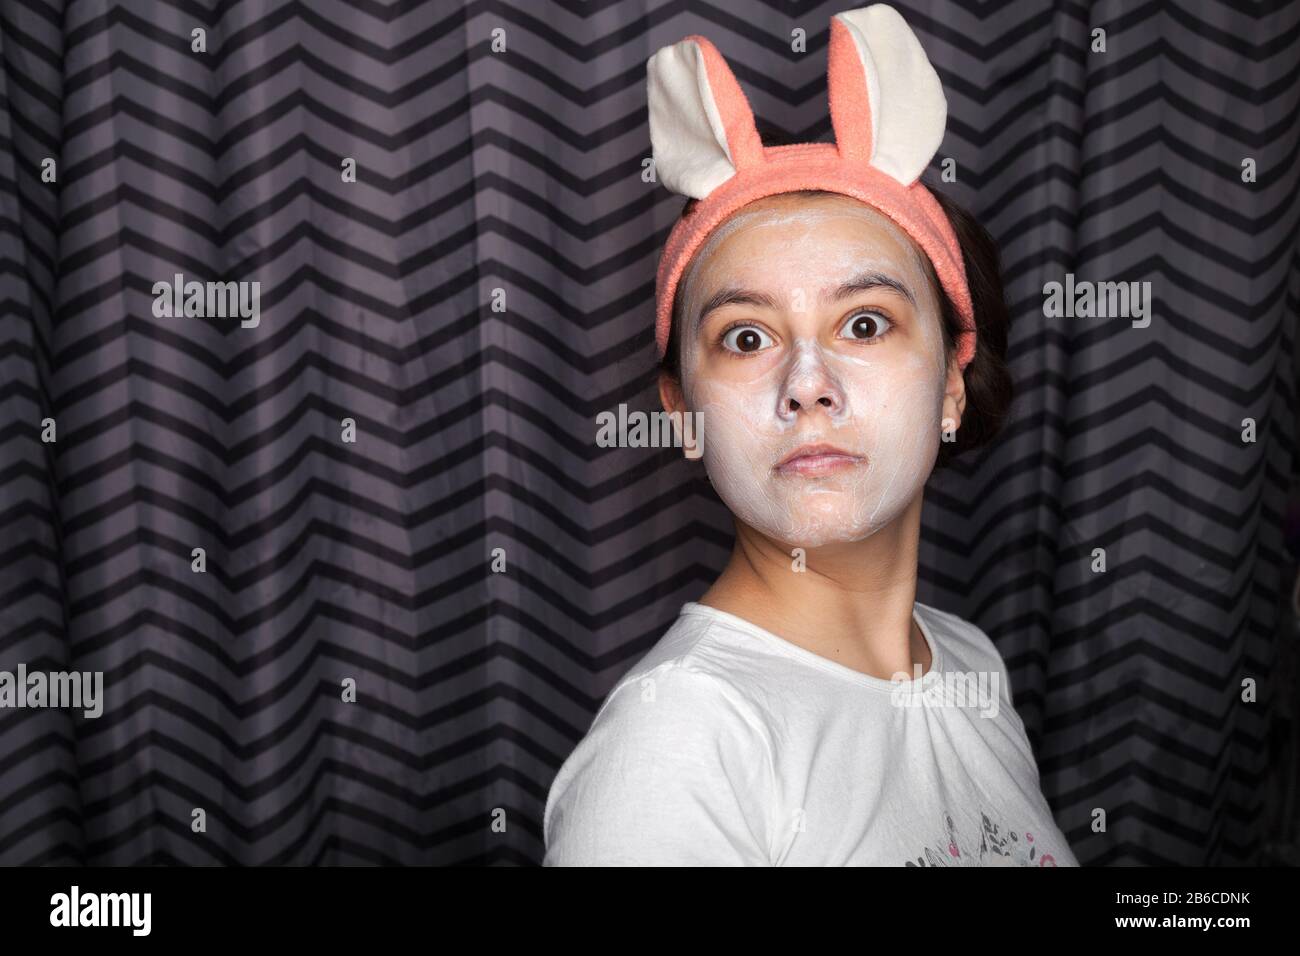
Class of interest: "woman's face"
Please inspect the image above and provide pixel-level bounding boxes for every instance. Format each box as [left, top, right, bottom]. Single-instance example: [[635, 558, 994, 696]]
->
[[668, 193, 960, 550]]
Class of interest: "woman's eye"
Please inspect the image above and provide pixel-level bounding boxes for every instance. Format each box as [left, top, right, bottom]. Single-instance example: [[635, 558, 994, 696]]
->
[[838, 310, 891, 341], [721, 325, 773, 354]]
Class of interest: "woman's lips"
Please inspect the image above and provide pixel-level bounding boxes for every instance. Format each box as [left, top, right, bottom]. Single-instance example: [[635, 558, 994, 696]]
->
[[774, 443, 866, 477]]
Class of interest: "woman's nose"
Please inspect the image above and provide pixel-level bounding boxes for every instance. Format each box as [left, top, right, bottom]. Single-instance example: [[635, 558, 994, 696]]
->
[[777, 344, 846, 420]]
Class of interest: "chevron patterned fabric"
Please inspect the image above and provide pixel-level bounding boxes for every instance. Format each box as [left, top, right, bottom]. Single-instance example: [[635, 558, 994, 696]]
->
[[0, 0, 1296, 866]]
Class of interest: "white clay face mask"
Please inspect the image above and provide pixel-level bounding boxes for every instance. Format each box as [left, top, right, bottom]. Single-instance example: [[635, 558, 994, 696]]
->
[[676, 198, 950, 549]]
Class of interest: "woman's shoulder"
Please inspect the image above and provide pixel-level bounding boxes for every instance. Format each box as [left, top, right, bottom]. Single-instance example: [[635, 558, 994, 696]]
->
[[591, 603, 773, 729], [542, 606, 778, 864]]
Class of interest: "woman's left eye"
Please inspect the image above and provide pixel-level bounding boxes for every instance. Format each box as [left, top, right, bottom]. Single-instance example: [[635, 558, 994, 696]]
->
[[838, 310, 892, 341]]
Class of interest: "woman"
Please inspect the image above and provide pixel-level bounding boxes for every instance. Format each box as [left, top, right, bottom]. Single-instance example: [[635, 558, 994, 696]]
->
[[543, 4, 1079, 866]]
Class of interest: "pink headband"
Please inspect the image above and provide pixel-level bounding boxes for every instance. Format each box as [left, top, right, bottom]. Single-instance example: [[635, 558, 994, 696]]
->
[[648, 4, 976, 369]]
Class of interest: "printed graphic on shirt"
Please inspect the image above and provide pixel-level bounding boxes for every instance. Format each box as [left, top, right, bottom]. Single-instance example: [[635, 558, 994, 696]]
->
[[904, 809, 1060, 867]]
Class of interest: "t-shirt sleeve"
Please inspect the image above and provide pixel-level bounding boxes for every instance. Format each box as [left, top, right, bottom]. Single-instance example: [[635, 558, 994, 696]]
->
[[968, 619, 1015, 709], [995, 643, 1014, 707], [968, 622, 1045, 779], [543, 662, 775, 866]]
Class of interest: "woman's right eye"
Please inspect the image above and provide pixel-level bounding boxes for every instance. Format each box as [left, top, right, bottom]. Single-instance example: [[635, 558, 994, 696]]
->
[[721, 325, 773, 354]]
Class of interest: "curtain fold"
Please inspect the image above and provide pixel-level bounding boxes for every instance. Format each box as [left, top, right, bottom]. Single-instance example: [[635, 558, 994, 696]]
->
[[0, 0, 1294, 865]]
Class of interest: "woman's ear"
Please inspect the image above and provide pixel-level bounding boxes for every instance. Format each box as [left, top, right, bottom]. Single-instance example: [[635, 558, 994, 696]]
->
[[659, 369, 686, 417], [942, 356, 967, 437], [659, 370, 703, 461]]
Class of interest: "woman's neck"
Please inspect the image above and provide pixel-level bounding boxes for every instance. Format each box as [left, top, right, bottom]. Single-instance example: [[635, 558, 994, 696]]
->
[[697, 491, 931, 682]]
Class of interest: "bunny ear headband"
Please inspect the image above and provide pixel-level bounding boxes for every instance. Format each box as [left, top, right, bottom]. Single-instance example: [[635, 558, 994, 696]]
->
[[648, 3, 976, 369]]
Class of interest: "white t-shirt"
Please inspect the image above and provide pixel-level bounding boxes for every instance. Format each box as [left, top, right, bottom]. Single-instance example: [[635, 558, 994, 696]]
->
[[543, 600, 1079, 866]]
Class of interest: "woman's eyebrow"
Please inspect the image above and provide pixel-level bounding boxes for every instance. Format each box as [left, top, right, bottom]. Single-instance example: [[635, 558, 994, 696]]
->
[[823, 270, 916, 307], [693, 287, 780, 333]]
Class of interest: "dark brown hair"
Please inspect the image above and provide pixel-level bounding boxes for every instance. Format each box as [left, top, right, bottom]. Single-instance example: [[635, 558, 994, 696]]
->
[[658, 186, 1013, 470]]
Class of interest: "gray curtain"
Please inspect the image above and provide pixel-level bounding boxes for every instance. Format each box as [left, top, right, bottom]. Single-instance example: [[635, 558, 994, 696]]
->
[[0, 0, 1294, 865]]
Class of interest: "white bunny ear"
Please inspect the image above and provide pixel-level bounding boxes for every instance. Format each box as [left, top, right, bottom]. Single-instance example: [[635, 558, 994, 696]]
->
[[829, 4, 948, 185], [647, 36, 764, 199]]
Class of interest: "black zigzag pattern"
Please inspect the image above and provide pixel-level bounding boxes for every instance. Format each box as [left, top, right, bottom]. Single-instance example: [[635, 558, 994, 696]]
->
[[0, 0, 1295, 865]]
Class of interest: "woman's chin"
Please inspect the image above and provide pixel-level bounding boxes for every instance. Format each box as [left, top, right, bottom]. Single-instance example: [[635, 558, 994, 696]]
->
[[743, 515, 889, 552], [720, 480, 917, 552]]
